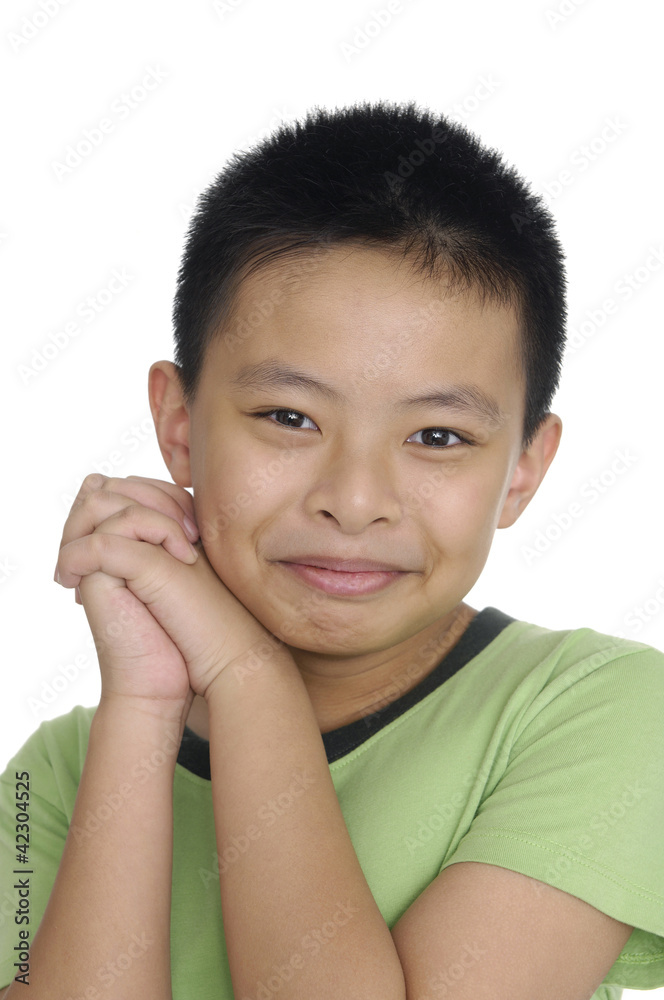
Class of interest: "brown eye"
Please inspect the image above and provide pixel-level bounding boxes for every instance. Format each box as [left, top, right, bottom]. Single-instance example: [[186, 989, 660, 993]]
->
[[408, 428, 463, 448], [256, 409, 318, 430]]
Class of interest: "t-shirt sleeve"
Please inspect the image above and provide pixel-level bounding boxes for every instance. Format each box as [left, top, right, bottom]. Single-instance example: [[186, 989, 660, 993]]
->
[[0, 707, 93, 990], [438, 637, 664, 992]]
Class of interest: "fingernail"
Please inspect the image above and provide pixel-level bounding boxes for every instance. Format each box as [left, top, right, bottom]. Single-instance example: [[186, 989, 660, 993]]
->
[[183, 516, 199, 541]]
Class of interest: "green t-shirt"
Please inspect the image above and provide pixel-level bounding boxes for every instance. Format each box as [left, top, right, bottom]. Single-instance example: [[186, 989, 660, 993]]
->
[[1, 608, 663, 999]]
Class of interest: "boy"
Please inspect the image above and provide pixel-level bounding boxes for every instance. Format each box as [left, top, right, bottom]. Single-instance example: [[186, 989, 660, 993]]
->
[[1, 100, 663, 999]]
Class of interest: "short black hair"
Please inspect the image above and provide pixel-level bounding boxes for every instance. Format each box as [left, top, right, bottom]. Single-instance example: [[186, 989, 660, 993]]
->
[[173, 99, 566, 447]]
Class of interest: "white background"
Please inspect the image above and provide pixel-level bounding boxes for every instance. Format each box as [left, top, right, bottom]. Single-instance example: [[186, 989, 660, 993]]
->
[[1, 1, 662, 995]]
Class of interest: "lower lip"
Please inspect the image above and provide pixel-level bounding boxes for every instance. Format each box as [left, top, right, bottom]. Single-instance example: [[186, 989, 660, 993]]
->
[[279, 562, 406, 596]]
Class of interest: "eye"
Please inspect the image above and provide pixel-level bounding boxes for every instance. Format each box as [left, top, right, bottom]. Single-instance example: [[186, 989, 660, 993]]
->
[[253, 408, 319, 430], [407, 427, 466, 448]]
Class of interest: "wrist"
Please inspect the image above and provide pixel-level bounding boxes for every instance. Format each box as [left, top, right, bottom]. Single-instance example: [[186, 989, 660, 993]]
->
[[95, 691, 192, 743], [203, 641, 297, 705]]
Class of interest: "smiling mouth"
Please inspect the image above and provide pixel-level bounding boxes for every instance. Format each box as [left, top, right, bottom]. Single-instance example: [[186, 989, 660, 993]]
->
[[277, 560, 408, 596]]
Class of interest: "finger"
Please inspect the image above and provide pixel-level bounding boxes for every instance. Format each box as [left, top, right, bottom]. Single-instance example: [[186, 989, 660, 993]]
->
[[61, 488, 197, 552], [95, 505, 199, 566], [57, 510, 199, 589], [77, 474, 197, 528], [125, 475, 197, 524], [60, 475, 198, 551], [56, 532, 191, 592]]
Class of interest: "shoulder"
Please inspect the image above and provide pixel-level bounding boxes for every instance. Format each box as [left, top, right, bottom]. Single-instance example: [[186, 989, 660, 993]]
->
[[483, 619, 664, 797], [493, 612, 664, 701], [1, 705, 97, 789], [496, 608, 663, 662]]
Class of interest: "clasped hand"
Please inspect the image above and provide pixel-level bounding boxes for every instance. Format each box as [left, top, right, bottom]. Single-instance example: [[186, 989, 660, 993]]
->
[[54, 474, 278, 711]]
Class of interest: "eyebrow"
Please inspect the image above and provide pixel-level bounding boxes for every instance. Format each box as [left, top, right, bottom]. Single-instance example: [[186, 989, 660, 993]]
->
[[231, 360, 506, 428]]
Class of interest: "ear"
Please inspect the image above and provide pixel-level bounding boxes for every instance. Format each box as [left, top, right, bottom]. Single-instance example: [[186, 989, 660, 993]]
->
[[497, 414, 563, 529], [147, 361, 193, 487]]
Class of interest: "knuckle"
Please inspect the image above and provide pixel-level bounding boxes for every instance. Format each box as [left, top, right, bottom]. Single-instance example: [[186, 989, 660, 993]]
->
[[81, 472, 108, 492], [115, 502, 141, 523], [91, 529, 116, 556]]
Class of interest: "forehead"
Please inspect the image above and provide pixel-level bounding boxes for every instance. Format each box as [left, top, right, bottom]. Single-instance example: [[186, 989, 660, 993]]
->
[[206, 244, 525, 416]]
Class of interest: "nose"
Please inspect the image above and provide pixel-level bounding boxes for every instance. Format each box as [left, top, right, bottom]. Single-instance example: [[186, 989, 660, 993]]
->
[[303, 446, 402, 534]]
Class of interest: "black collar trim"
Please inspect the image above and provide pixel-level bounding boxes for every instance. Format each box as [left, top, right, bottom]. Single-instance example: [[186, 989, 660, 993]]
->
[[176, 607, 515, 779]]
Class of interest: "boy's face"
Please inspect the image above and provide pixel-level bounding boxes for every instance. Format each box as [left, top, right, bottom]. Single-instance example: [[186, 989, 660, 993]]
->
[[155, 245, 559, 664]]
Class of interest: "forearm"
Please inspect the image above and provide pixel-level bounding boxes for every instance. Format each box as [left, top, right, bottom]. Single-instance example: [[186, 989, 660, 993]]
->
[[206, 653, 406, 1000], [7, 698, 183, 1000]]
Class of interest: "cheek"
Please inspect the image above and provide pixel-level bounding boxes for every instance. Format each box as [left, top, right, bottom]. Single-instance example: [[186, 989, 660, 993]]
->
[[192, 439, 255, 546], [193, 440, 297, 547], [411, 465, 505, 556]]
